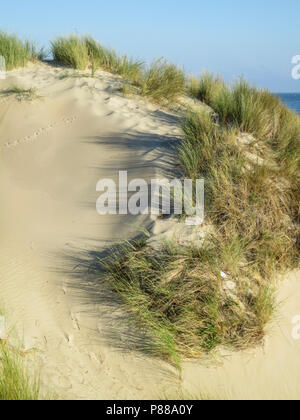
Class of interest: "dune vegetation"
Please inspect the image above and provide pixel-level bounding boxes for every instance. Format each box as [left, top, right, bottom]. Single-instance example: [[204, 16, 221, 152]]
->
[[103, 80, 300, 366], [52, 35, 143, 79], [1, 85, 38, 101], [0, 108, 42, 400], [0, 314, 43, 401], [0, 31, 46, 71], [0, 32, 31, 70], [0, 341, 41, 401], [188, 75, 300, 202], [1, 31, 185, 105], [1, 30, 299, 370], [51, 35, 185, 104]]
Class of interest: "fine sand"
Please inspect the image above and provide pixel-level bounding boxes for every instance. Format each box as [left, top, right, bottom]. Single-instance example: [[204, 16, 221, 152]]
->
[[0, 62, 299, 400]]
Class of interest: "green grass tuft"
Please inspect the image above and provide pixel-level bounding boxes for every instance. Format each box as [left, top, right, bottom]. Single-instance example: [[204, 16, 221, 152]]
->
[[103, 236, 276, 366], [0, 114, 43, 400], [139, 59, 185, 104], [29, 44, 48, 62], [52, 35, 184, 104], [188, 72, 225, 105], [0, 32, 31, 70], [51, 35, 89, 70], [102, 92, 299, 366], [0, 342, 41, 400]]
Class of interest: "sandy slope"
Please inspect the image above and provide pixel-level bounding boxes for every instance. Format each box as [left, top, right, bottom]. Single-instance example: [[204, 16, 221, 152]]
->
[[0, 63, 299, 400], [0, 63, 181, 399]]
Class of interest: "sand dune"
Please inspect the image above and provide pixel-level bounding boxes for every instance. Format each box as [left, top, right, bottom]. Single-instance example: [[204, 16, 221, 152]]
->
[[0, 63, 181, 399], [0, 62, 299, 400]]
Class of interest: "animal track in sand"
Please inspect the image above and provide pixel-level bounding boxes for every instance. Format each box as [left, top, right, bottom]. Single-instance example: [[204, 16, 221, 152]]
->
[[1, 115, 78, 151], [89, 351, 104, 366], [71, 312, 81, 331]]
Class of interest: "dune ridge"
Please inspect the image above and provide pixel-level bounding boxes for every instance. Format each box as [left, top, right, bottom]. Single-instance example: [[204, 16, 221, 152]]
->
[[0, 62, 299, 400]]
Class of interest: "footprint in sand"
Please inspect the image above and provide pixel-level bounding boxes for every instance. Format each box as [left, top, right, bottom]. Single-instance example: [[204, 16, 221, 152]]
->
[[1, 116, 78, 151], [65, 333, 75, 348], [71, 313, 81, 331]]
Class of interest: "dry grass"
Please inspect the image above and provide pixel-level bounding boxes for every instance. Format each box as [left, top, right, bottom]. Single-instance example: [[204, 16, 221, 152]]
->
[[188, 72, 225, 105], [139, 59, 185, 104], [2, 31, 299, 373], [0, 32, 31, 70], [29, 44, 48, 62], [102, 96, 299, 367], [1, 85, 38, 101]]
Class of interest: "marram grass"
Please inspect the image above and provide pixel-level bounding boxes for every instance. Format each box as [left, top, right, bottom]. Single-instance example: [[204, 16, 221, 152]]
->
[[0, 32, 31, 70], [0, 309, 40, 401], [0, 31, 45, 70], [0, 115, 42, 400], [1, 30, 299, 372], [51, 35, 89, 70], [51, 35, 143, 79], [1, 85, 38, 101], [102, 101, 299, 367], [51, 35, 185, 104], [139, 59, 185, 104]]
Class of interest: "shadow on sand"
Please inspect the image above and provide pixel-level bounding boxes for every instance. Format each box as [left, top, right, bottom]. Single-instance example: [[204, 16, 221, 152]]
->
[[47, 123, 181, 371]]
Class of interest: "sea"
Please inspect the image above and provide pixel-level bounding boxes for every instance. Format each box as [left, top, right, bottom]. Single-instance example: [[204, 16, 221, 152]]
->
[[277, 93, 300, 114]]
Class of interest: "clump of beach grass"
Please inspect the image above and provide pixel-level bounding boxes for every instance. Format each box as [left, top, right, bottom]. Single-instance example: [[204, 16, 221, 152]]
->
[[52, 35, 184, 104], [212, 80, 283, 139], [29, 44, 48, 62], [0, 307, 41, 400], [0, 32, 45, 70], [122, 60, 186, 105], [139, 59, 185, 104], [52, 35, 143, 82], [0, 32, 31, 70], [2, 85, 38, 101], [163, 389, 226, 401], [84, 36, 143, 82], [188, 72, 225, 105], [191, 77, 300, 208], [102, 98, 299, 366], [0, 342, 41, 400], [51, 35, 89, 70]]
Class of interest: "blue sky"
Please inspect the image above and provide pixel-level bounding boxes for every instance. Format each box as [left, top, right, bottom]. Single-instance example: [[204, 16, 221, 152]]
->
[[1, 0, 299, 91]]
